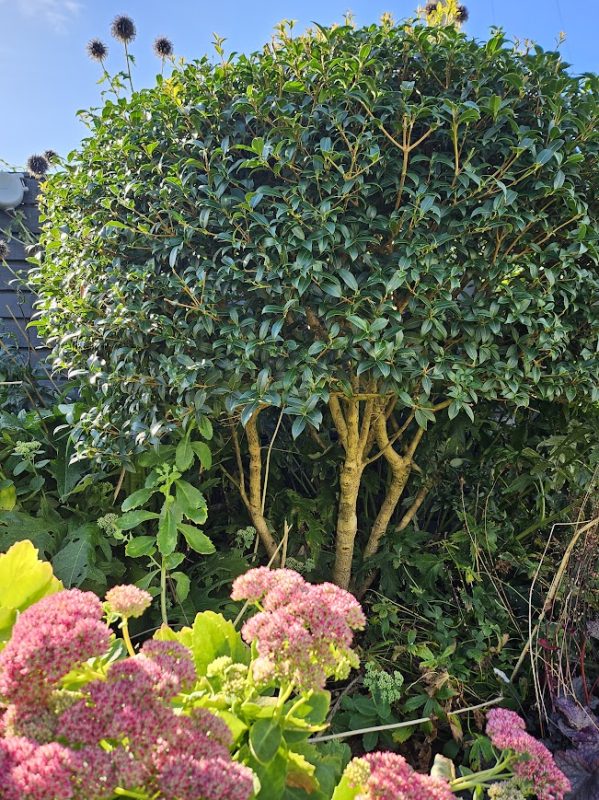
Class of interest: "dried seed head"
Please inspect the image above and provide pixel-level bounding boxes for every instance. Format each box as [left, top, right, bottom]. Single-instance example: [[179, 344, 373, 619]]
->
[[0, 240, 9, 260], [153, 36, 174, 58], [26, 154, 49, 179], [456, 4, 469, 22], [87, 39, 108, 61], [111, 15, 136, 44], [425, 2, 439, 13], [43, 150, 58, 163]]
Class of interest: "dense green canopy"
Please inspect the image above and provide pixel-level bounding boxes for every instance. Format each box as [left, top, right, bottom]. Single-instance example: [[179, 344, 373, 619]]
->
[[35, 18, 598, 457]]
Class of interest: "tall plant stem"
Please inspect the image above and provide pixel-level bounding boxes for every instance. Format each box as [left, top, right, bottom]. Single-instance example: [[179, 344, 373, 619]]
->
[[124, 43, 134, 92], [232, 412, 279, 561], [121, 619, 136, 658], [160, 557, 168, 626]]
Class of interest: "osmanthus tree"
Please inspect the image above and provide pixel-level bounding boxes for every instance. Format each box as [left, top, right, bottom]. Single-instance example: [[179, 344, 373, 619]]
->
[[34, 5, 599, 588]]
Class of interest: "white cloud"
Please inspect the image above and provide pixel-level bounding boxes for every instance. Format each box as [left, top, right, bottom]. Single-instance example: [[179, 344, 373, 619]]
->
[[1, 0, 82, 32]]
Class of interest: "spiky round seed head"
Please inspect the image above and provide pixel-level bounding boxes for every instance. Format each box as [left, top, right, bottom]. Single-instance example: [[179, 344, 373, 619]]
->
[[26, 154, 49, 178], [456, 4, 469, 21], [87, 39, 108, 61], [44, 150, 58, 163], [111, 15, 136, 44], [425, 1, 439, 13], [153, 36, 174, 58], [0, 239, 9, 260]]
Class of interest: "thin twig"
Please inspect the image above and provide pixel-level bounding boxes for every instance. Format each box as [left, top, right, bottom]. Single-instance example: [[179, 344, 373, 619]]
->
[[310, 696, 504, 743]]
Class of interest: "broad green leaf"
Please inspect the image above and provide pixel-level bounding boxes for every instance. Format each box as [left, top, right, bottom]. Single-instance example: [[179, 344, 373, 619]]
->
[[331, 772, 361, 800], [0, 482, 16, 511], [178, 523, 215, 554], [52, 531, 95, 588], [176, 437, 194, 472], [121, 487, 155, 512], [176, 480, 208, 524], [125, 536, 156, 557], [117, 510, 159, 530], [0, 540, 62, 643], [157, 505, 178, 555], [191, 441, 212, 470], [189, 610, 249, 675], [198, 417, 214, 441], [171, 570, 191, 602], [250, 719, 283, 764]]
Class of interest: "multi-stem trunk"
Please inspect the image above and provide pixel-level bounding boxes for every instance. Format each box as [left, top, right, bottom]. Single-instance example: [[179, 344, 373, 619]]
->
[[231, 411, 279, 561]]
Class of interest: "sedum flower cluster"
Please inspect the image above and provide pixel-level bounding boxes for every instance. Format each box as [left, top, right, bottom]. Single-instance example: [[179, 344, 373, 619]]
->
[[486, 709, 571, 800], [0, 588, 254, 800], [231, 567, 366, 691], [344, 751, 455, 800]]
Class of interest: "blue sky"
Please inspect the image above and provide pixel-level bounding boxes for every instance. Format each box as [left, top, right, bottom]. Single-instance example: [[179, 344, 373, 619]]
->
[[0, 0, 597, 168]]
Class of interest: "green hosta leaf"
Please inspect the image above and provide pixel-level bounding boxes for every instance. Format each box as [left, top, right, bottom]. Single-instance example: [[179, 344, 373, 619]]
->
[[125, 536, 156, 558], [178, 523, 215, 554], [121, 487, 155, 512], [250, 719, 283, 764], [189, 610, 249, 675], [117, 510, 159, 530]]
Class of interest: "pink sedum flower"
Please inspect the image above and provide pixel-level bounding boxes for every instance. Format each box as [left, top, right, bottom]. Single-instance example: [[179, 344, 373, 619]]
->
[[105, 584, 152, 618], [232, 567, 365, 691], [157, 753, 255, 800], [140, 639, 197, 692], [0, 589, 110, 706], [486, 709, 571, 800], [345, 752, 455, 800]]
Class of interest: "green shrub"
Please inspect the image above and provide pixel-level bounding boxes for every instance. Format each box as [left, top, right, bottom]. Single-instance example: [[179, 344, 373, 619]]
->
[[34, 14, 599, 586]]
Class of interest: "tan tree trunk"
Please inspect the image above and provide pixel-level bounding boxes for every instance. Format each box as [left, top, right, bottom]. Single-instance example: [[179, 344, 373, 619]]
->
[[361, 409, 414, 563], [330, 395, 365, 589], [232, 412, 279, 561], [333, 457, 364, 588]]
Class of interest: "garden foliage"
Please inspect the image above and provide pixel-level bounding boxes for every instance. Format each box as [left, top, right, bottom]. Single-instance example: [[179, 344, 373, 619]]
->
[[32, 13, 599, 587], [0, 552, 572, 800]]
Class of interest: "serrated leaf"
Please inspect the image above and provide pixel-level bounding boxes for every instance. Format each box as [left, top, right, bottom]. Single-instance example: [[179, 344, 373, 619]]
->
[[198, 416, 213, 441], [179, 523, 215, 554], [176, 480, 208, 524], [176, 437, 194, 472], [191, 441, 212, 470], [157, 506, 178, 555], [125, 536, 156, 557], [117, 510, 159, 530], [171, 571, 191, 602], [122, 487, 155, 512]]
